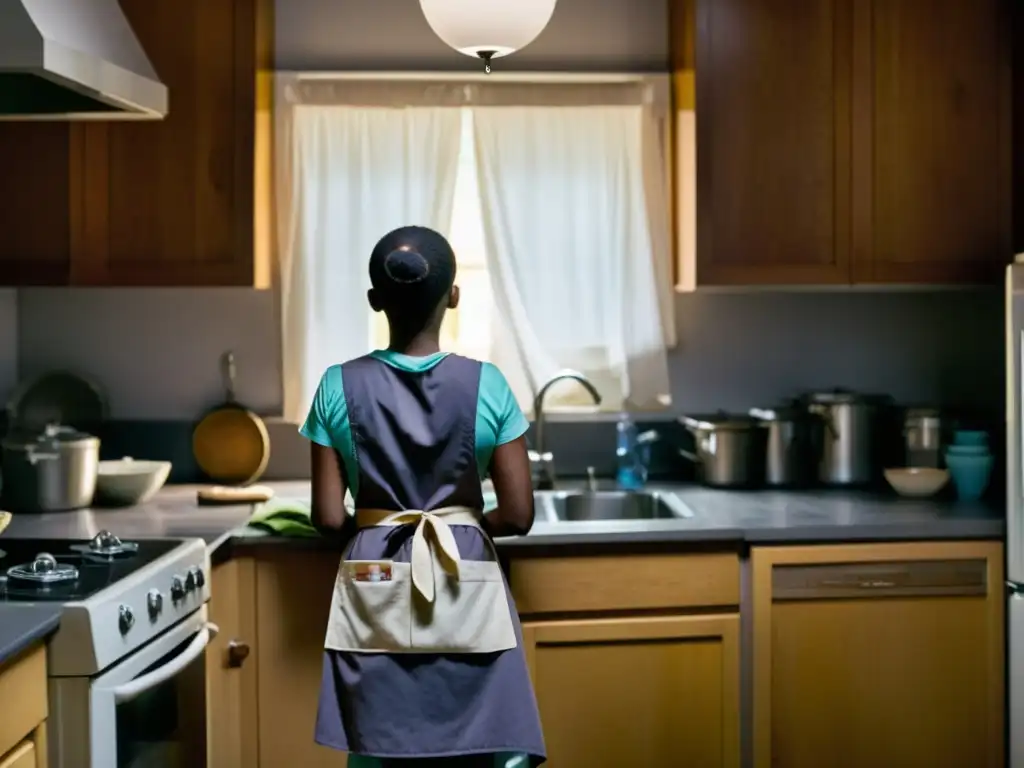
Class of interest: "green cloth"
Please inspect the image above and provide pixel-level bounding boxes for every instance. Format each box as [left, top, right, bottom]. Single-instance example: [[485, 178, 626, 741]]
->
[[246, 492, 499, 539], [247, 497, 319, 538], [299, 351, 529, 500]]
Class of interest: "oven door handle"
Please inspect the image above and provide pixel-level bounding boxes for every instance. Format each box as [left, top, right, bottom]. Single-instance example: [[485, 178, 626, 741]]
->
[[110, 622, 219, 704]]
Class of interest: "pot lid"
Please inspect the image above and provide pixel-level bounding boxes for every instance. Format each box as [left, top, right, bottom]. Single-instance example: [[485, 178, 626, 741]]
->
[[804, 389, 886, 405], [904, 407, 942, 419], [749, 406, 804, 421], [682, 412, 764, 431], [2, 423, 97, 449]]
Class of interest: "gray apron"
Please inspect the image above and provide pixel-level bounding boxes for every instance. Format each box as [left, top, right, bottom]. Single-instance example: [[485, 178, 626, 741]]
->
[[314, 354, 546, 765]]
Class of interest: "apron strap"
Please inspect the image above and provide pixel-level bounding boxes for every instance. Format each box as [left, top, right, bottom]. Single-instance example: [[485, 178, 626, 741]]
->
[[355, 506, 485, 603]]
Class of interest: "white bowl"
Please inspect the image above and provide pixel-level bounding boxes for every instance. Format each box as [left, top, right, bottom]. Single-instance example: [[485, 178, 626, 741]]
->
[[884, 467, 950, 498], [95, 457, 172, 507]]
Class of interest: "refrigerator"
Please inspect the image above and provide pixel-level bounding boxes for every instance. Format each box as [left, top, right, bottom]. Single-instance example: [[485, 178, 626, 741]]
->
[[1007, 259, 1024, 767]]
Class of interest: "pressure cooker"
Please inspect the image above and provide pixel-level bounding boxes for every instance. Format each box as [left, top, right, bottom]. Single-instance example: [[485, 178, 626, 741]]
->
[[1, 424, 100, 513]]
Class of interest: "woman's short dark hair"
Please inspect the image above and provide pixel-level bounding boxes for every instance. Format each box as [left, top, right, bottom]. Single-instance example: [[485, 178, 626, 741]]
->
[[368, 225, 457, 329]]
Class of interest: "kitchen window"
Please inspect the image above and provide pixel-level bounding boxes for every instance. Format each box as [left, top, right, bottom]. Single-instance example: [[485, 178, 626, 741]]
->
[[276, 75, 675, 422], [369, 109, 493, 363]]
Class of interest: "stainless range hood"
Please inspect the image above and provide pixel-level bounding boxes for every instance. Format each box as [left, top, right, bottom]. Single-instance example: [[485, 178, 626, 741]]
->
[[0, 0, 168, 120]]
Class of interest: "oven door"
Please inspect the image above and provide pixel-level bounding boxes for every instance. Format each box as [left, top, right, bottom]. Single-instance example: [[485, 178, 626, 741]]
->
[[89, 607, 218, 768]]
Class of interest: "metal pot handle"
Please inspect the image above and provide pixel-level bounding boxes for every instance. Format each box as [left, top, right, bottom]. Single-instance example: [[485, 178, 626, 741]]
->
[[808, 403, 838, 440]]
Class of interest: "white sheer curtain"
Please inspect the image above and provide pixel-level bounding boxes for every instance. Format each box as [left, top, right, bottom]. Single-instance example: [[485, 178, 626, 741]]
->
[[473, 104, 673, 411], [276, 93, 461, 422]]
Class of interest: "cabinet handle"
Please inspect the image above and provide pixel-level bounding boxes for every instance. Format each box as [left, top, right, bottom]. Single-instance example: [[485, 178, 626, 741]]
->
[[227, 639, 250, 668], [821, 579, 896, 589]]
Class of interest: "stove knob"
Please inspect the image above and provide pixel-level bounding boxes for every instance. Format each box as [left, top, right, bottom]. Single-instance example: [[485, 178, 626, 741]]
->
[[147, 589, 164, 619], [184, 571, 196, 592], [189, 566, 206, 589], [170, 575, 186, 601], [118, 605, 135, 635]]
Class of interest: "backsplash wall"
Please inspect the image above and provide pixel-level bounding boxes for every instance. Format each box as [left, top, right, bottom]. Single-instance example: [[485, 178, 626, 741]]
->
[[0, 287, 1002, 481], [6, 287, 1004, 419]]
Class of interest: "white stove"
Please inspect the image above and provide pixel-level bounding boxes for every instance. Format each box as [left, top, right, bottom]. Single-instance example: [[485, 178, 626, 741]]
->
[[0, 531, 216, 768]]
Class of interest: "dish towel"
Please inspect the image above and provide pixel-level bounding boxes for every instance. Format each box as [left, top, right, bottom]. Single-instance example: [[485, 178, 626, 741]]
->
[[246, 492, 499, 538], [247, 497, 320, 538]]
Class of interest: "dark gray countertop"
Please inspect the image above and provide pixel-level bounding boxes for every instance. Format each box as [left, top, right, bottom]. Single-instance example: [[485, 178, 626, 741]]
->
[[0, 605, 61, 667], [1, 481, 1005, 556]]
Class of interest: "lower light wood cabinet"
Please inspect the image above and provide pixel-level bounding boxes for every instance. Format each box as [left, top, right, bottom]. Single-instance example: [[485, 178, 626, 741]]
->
[[514, 552, 742, 768], [206, 540, 1004, 768], [0, 645, 49, 768], [752, 541, 1004, 768], [522, 614, 740, 767]]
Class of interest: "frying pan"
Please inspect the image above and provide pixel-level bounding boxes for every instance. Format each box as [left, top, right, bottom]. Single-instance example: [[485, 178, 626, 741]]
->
[[192, 351, 270, 485]]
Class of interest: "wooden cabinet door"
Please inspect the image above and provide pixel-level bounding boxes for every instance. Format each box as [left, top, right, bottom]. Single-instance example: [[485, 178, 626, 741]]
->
[[753, 542, 1004, 768], [206, 560, 258, 768], [695, 0, 852, 285], [855, 0, 1010, 284], [523, 614, 741, 767], [74, 0, 257, 286], [256, 552, 347, 767], [0, 124, 77, 286]]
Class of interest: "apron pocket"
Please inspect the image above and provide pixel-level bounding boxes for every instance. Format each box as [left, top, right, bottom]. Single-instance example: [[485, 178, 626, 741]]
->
[[411, 559, 518, 654], [324, 560, 412, 652]]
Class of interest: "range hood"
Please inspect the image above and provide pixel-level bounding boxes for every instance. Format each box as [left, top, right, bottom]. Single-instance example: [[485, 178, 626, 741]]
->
[[0, 0, 167, 120]]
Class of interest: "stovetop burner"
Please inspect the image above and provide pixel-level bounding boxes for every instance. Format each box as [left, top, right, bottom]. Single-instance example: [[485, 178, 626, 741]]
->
[[0, 533, 182, 602], [69, 530, 139, 559], [8, 552, 79, 585]]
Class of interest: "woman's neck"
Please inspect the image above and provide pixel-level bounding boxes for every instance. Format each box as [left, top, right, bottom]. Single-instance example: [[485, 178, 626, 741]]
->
[[387, 329, 441, 357]]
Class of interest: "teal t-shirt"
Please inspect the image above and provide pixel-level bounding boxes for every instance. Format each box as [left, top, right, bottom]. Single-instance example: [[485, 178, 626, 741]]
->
[[299, 351, 529, 498]]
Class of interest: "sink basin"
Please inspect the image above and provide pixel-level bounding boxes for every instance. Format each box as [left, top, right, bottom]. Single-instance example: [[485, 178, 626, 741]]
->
[[535, 490, 693, 522]]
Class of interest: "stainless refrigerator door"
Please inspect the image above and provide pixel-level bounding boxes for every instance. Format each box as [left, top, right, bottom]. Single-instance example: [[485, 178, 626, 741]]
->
[[1008, 265, 1024, 581], [1011, 590, 1024, 767]]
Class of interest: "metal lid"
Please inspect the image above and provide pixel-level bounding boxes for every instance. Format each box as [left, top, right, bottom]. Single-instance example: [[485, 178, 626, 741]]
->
[[749, 406, 804, 422], [1, 423, 98, 450], [804, 389, 885, 405], [682, 413, 765, 431], [904, 407, 942, 419]]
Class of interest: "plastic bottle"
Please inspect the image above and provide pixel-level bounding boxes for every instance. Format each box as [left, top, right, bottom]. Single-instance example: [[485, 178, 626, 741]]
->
[[616, 413, 643, 490]]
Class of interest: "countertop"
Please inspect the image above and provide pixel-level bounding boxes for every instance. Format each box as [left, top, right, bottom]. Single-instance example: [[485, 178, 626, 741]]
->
[[0, 604, 61, 668], [0, 482, 1005, 557]]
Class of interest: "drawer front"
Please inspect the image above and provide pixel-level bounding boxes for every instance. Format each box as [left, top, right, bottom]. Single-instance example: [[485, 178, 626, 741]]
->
[[511, 553, 740, 614], [0, 646, 47, 758]]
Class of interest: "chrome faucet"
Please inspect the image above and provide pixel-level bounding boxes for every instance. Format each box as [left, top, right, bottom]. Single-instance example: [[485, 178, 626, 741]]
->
[[529, 370, 602, 490]]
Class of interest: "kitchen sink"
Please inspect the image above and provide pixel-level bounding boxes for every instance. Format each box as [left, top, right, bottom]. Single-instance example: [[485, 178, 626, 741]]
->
[[535, 490, 693, 522]]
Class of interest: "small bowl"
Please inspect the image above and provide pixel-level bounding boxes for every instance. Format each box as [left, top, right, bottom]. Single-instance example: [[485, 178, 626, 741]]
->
[[884, 468, 950, 498], [95, 457, 172, 507], [944, 453, 994, 502], [952, 430, 989, 447], [945, 444, 991, 457]]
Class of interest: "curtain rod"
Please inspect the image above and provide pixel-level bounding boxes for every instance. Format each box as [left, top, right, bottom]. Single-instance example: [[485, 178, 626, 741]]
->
[[283, 71, 665, 84]]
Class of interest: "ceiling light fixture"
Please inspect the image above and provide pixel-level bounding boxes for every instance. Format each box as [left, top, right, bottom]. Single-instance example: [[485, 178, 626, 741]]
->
[[419, 0, 558, 74]]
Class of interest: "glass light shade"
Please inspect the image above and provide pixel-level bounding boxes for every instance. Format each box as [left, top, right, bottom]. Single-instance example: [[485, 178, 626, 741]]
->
[[419, 0, 558, 59]]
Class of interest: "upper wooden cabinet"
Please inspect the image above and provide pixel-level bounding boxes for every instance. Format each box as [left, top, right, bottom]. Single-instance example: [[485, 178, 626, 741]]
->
[[693, 0, 853, 286], [857, 0, 1010, 284], [0, 0, 272, 287], [677, 0, 1012, 287]]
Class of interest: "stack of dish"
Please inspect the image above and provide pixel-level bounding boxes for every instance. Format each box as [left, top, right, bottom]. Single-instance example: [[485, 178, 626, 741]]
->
[[945, 430, 994, 502]]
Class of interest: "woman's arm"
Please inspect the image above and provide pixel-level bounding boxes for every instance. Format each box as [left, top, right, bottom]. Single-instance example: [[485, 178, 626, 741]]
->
[[483, 435, 535, 538], [310, 441, 356, 542]]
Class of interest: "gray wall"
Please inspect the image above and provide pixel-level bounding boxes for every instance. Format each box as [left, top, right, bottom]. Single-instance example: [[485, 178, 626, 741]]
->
[[5, 288, 1004, 421], [275, 0, 669, 73]]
